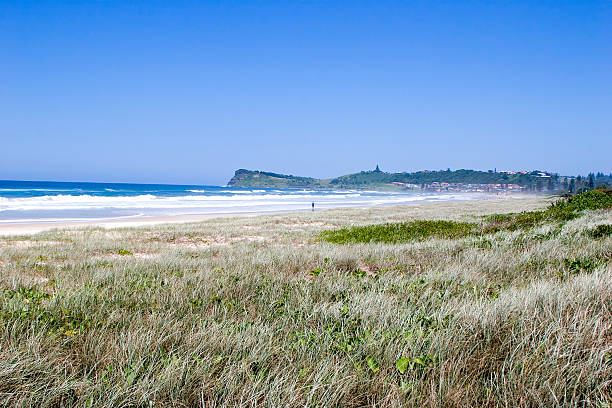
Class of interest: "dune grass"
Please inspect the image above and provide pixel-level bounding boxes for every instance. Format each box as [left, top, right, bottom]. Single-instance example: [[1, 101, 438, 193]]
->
[[0, 195, 610, 407]]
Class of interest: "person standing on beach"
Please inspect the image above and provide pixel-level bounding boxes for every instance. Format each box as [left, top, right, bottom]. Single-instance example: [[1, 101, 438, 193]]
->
[[312, 202, 315, 212]]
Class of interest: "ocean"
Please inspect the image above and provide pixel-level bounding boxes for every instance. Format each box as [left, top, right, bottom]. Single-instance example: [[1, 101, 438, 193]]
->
[[0, 180, 484, 224]]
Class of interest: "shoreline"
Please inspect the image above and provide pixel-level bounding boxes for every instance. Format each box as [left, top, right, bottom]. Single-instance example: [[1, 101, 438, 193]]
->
[[0, 194, 541, 237]]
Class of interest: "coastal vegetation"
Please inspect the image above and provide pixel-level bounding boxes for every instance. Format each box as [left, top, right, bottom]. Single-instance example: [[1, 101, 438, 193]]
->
[[321, 189, 612, 244], [0, 194, 610, 406]]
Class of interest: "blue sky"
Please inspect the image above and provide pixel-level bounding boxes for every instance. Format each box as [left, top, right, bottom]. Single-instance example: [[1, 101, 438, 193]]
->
[[2, 0, 610, 185]]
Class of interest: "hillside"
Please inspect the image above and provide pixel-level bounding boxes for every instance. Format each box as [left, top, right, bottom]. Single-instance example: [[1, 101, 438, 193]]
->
[[227, 168, 554, 190], [227, 169, 328, 188]]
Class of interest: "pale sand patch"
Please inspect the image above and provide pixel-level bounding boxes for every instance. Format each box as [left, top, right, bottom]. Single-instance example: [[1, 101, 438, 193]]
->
[[291, 242, 315, 249], [170, 235, 270, 248], [222, 235, 270, 245], [133, 253, 159, 259], [27, 276, 50, 285], [241, 235, 269, 243], [0, 240, 64, 248], [274, 222, 329, 230], [170, 242, 210, 250], [167, 237, 211, 249], [103, 231, 125, 240], [99, 252, 159, 260], [358, 263, 378, 277]]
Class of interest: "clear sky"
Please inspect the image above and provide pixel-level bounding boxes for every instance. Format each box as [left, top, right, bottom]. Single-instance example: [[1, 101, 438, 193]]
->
[[2, 0, 611, 185]]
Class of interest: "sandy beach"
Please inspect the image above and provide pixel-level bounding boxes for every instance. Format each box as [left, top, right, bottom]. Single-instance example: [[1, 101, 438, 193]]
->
[[0, 213, 261, 236]]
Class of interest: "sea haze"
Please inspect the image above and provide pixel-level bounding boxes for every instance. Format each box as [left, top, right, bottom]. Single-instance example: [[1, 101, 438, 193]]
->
[[0, 180, 485, 224]]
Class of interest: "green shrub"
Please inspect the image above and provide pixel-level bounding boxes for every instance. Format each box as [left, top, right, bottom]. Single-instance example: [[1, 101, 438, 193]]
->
[[309, 267, 323, 277], [5, 286, 51, 304], [553, 189, 612, 212], [564, 258, 598, 275], [484, 210, 548, 232], [587, 224, 612, 239], [485, 190, 612, 233]]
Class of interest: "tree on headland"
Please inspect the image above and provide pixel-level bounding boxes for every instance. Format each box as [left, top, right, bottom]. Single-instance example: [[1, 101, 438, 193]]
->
[[587, 173, 595, 190]]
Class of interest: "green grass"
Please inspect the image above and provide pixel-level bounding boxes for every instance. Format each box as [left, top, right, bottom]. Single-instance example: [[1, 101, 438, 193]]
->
[[320, 220, 477, 244]]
